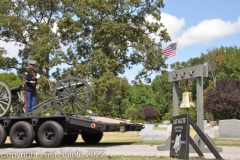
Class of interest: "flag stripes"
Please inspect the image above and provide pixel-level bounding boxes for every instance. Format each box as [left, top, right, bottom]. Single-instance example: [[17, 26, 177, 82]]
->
[[162, 42, 177, 59]]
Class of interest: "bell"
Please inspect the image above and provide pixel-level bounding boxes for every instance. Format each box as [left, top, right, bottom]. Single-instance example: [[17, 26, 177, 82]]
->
[[179, 92, 196, 108]]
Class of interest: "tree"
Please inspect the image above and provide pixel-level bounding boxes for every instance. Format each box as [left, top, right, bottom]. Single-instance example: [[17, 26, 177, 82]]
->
[[204, 78, 240, 120], [57, 0, 170, 116], [0, 0, 63, 78], [91, 74, 131, 117], [142, 105, 158, 122], [201, 47, 225, 87], [0, 73, 23, 88], [58, 0, 170, 79], [151, 71, 172, 119], [0, 0, 171, 117], [218, 46, 240, 81]]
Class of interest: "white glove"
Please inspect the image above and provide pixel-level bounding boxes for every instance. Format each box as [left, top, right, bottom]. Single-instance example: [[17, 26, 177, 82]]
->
[[36, 75, 40, 79]]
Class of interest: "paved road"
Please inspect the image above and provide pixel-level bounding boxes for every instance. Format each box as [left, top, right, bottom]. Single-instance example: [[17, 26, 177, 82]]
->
[[0, 144, 239, 159]]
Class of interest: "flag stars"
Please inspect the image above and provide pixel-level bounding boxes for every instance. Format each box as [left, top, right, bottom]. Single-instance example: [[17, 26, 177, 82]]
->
[[173, 72, 178, 79], [189, 69, 194, 76], [181, 71, 185, 78]]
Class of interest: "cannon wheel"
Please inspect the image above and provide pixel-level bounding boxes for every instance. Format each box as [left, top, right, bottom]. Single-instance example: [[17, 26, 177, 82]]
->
[[0, 81, 12, 117], [52, 77, 92, 115]]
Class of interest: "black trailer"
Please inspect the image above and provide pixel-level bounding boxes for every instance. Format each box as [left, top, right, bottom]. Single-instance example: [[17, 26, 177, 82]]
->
[[0, 77, 144, 148]]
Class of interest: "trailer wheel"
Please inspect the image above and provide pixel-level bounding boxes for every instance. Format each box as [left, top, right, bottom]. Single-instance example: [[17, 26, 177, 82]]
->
[[81, 131, 103, 144], [62, 134, 78, 145], [38, 121, 64, 148], [0, 124, 7, 147], [9, 121, 35, 148]]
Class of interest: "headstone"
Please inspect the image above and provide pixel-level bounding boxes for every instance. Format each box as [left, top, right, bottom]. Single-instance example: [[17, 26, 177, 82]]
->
[[163, 120, 171, 124], [141, 124, 154, 131], [158, 123, 168, 128], [212, 126, 219, 131], [219, 119, 240, 139], [204, 120, 208, 128], [210, 121, 217, 128], [140, 130, 169, 141], [204, 129, 216, 138], [167, 124, 172, 134]]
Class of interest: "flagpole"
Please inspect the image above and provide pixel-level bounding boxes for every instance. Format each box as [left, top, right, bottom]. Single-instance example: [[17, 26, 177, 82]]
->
[[174, 40, 178, 70]]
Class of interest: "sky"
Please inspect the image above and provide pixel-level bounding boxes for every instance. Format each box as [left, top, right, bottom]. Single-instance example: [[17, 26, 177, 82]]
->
[[124, 0, 240, 82], [1, 0, 240, 83]]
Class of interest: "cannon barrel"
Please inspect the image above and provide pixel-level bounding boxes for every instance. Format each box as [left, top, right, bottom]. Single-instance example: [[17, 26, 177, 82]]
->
[[10, 85, 23, 93], [56, 82, 85, 92]]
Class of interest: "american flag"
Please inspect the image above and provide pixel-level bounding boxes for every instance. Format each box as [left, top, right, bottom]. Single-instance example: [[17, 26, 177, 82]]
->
[[162, 42, 177, 59]]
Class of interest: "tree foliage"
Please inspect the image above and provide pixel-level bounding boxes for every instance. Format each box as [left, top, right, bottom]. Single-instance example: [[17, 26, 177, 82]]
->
[[151, 71, 172, 119], [58, 0, 170, 80], [142, 105, 158, 121], [204, 78, 240, 120], [0, 0, 63, 78], [0, 73, 23, 88], [0, 0, 171, 117]]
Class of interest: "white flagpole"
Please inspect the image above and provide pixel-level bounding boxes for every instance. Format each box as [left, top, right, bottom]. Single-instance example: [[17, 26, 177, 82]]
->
[[174, 40, 178, 70]]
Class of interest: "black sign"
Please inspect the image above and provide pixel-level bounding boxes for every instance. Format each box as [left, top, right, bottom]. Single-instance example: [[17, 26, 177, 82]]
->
[[170, 114, 190, 159]]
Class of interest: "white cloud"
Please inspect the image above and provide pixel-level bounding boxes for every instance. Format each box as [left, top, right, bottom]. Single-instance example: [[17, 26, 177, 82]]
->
[[178, 17, 240, 48], [160, 13, 185, 40], [148, 13, 240, 49], [0, 41, 23, 58], [146, 13, 185, 43]]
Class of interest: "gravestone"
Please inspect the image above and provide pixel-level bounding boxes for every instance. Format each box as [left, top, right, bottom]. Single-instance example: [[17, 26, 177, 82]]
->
[[204, 129, 216, 139], [204, 120, 208, 128], [140, 130, 169, 141], [219, 119, 240, 139], [158, 123, 168, 128], [212, 126, 219, 131], [141, 124, 154, 131], [140, 124, 170, 141], [163, 120, 171, 124], [167, 125, 172, 134]]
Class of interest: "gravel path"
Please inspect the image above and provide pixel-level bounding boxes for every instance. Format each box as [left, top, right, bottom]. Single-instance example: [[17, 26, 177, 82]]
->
[[0, 144, 239, 159]]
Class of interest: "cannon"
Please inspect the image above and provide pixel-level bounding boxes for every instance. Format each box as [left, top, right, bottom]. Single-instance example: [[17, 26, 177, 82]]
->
[[0, 76, 92, 117], [0, 76, 144, 148]]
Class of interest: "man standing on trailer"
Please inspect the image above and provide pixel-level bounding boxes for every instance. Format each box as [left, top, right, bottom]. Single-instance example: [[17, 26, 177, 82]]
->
[[23, 60, 40, 113]]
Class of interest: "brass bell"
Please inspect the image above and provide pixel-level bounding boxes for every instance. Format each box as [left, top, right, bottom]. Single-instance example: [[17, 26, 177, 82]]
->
[[179, 92, 196, 108]]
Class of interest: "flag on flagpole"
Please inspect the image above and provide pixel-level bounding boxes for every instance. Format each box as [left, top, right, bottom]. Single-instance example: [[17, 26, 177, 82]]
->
[[162, 42, 177, 59]]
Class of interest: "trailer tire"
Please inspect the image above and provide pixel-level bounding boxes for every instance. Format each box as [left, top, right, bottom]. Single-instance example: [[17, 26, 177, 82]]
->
[[62, 134, 78, 145], [81, 131, 103, 144], [9, 121, 35, 148], [0, 124, 7, 147], [38, 121, 64, 148]]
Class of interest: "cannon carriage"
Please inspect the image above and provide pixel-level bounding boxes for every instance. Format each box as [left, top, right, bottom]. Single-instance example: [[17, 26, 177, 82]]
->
[[0, 76, 92, 117], [0, 76, 144, 148]]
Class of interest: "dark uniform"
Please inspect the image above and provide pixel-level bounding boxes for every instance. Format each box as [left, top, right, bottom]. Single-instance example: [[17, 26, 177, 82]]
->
[[23, 60, 38, 113]]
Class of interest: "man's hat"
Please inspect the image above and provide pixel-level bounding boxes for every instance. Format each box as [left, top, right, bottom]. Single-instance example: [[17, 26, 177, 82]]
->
[[28, 60, 37, 65]]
